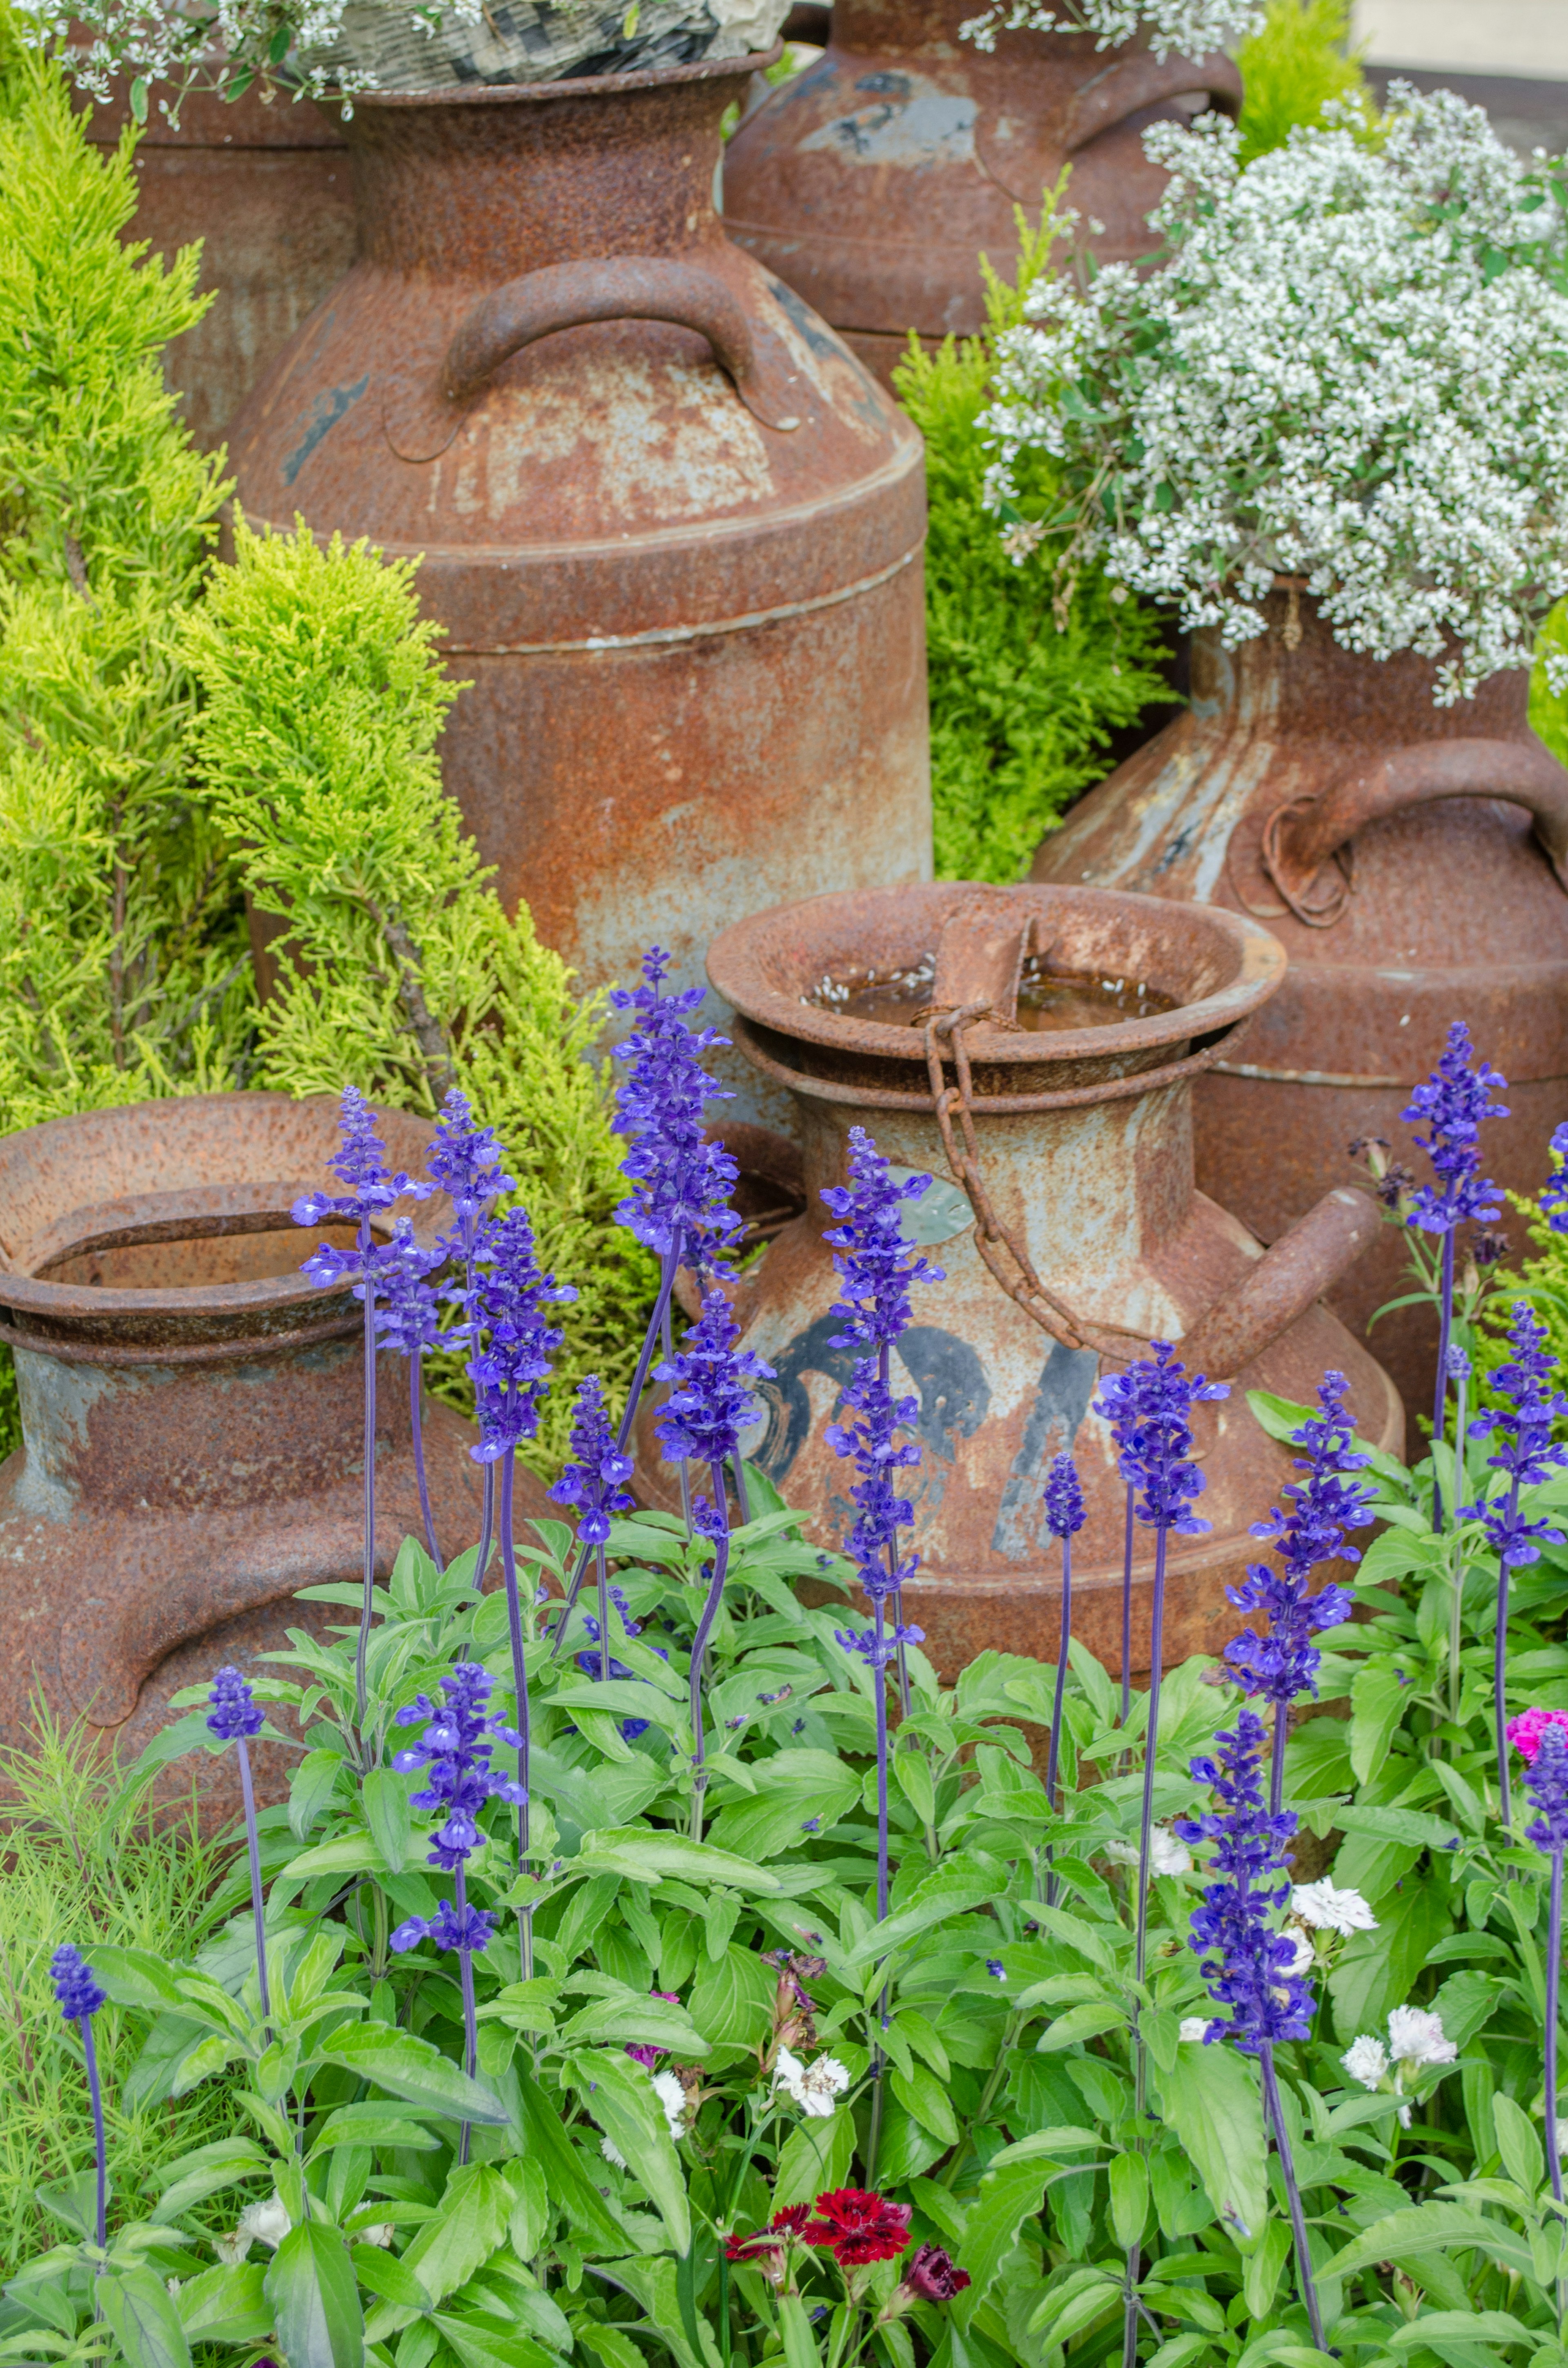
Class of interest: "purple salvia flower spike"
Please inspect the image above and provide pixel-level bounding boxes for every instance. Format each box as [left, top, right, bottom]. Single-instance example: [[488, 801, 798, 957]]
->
[[822, 1125, 945, 1354], [611, 948, 743, 1282], [206, 1666, 272, 2030], [51, 1944, 107, 2248], [1225, 1370, 1374, 1811], [428, 1088, 515, 1257], [1542, 1120, 1568, 1236], [1042, 1452, 1085, 1903], [1525, 1719, 1568, 2226], [374, 1217, 448, 1566], [464, 1206, 575, 1469], [551, 1374, 637, 1683]]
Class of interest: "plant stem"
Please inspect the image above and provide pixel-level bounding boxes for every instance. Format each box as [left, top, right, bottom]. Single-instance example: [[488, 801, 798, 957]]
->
[[236, 1737, 272, 2036], [472, 1461, 495, 1595], [667, 1296, 693, 1542], [1448, 1361, 1469, 1726], [456, 1864, 477, 2169], [1432, 1226, 1457, 1534], [1046, 1527, 1071, 1908], [356, 1234, 379, 1741], [412, 1350, 440, 1568], [596, 1543, 610, 1684], [879, 1344, 913, 1721], [1260, 2040, 1326, 2354], [499, 1450, 534, 1978], [1133, 1523, 1168, 2121], [82, 2014, 106, 2251], [1270, 1697, 1287, 1821], [1497, 1491, 1519, 1831], [687, 1460, 732, 1844], [1548, 1849, 1566, 2326], [1120, 1480, 1134, 1735]]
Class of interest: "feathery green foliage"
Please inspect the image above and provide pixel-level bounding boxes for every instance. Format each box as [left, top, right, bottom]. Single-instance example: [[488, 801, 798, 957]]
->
[[1234, 0, 1370, 165], [184, 520, 657, 1473], [0, 36, 251, 1136], [895, 209, 1176, 884], [0, 1710, 244, 2281]]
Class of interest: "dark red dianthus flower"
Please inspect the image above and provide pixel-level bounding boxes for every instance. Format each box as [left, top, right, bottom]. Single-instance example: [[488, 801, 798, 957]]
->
[[803, 2188, 913, 2266], [902, 2243, 971, 2302], [723, 2204, 811, 2263]]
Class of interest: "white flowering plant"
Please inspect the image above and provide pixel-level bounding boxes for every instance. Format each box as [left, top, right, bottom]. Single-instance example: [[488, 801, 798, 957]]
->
[[981, 85, 1568, 702], [961, 0, 1262, 65]]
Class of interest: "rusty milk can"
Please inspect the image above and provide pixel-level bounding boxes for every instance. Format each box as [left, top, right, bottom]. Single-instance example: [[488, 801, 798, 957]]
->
[[0, 1092, 546, 1817], [633, 881, 1403, 1681], [81, 81, 357, 450], [227, 54, 931, 1121], [721, 0, 1241, 389], [1030, 586, 1568, 1429]]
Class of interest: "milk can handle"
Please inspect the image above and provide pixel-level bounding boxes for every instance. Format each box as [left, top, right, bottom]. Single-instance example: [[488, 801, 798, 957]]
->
[[1177, 1187, 1379, 1381], [1261, 737, 1568, 924], [444, 256, 804, 432]]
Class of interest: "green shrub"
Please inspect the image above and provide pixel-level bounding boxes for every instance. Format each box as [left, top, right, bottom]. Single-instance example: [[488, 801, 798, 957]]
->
[[896, 213, 1177, 884], [1234, 0, 1370, 165], [183, 519, 657, 1473]]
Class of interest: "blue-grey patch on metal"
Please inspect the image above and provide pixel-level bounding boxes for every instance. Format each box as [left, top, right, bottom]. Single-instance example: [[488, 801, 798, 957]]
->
[[750, 1317, 988, 1485], [751, 1312, 859, 1481], [990, 1342, 1100, 1562], [766, 276, 840, 361], [282, 372, 369, 486], [889, 1164, 971, 1248], [896, 1327, 989, 1463]]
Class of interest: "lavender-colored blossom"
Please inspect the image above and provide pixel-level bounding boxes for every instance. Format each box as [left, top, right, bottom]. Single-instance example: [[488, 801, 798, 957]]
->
[[822, 1126, 944, 1354], [391, 1899, 497, 1956], [205, 1663, 265, 1743], [373, 1220, 445, 1358], [1094, 1342, 1228, 1537], [1401, 1022, 1508, 1237], [825, 1367, 922, 1605], [1042, 1451, 1084, 1906], [1526, 1719, 1568, 1855], [550, 1376, 637, 1545], [1177, 1708, 1312, 2052], [653, 1291, 772, 1471], [1542, 1121, 1568, 1237], [1226, 1373, 1372, 1802], [1044, 1453, 1085, 1540], [834, 1621, 925, 1670], [1524, 1719, 1568, 2215], [611, 949, 742, 1279], [464, 1207, 575, 1464], [51, 1944, 106, 2024], [291, 1086, 432, 1235], [393, 1662, 527, 1872], [428, 1088, 515, 1253], [206, 1667, 272, 2027]]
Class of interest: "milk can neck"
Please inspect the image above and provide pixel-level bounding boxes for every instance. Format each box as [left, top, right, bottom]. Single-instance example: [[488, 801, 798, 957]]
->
[[831, 0, 1103, 63], [341, 71, 734, 280]]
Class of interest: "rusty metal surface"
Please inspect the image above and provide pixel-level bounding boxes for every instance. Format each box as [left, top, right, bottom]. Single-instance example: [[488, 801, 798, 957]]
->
[[226, 56, 931, 1125], [79, 81, 356, 450], [721, 0, 1241, 389], [1030, 586, 1568, 1429], [630, 881, 1403, 1681], [0, 1092, 550, 1821]]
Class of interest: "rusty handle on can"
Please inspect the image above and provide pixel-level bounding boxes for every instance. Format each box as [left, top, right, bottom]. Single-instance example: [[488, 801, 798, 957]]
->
[[1262, 737, 1568, 924], [1177, 1186, 1379, 1381], [443, 256, 806, 433]]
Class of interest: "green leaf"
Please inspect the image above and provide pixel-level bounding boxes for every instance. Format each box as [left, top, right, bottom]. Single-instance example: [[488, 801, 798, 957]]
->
[[1328, 2202, 1535, 2284], [509, 2063, 626, 2253], [129, 74, 149, 121], [98, 2267, 192, 2368], [688, 1943, 776, 2049], [265, 2224, 364, 2368], [1385, 2312, 1535, 2352], [1156, 2041, 1265, 2249], [778, 2294, 822, 2368], [707, 1750, 862, 1860], [290, 1750, 345, 1842], [575, 1829, 779, 1893], [363, 1769, 412, 1874], [89, 1946, 192, 2013], [1335, 1804, 1461, 1852], [173, 2264, 273, 2345], [559, 1991, 708, 2058], [842, 1864, 998, 1968], [1035, 2002, 1127, 2052], [396, 2165, 514, 2313], [565, 2050, 690, 2255], [305, 2106, 441, 2159], [351, 2250, 432, 2313], [773, 2106, 855, 2210], [891, 2061, 960, 2147], [1328, 1879, 1450, 2045], [1348, 1664, 1411, 1786], [960, 2157, 1050, 2298], [434, 2313, 557, 2368], [150, 2138, 271, 2221], [1492, 2093, 1543, 2195], [318, 2026, 506, 2123], [1108, 2153, 1148, 2251]]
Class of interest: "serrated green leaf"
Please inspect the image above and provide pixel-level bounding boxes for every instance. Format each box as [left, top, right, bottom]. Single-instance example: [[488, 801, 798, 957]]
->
[[265, 2223, 364, 2368]]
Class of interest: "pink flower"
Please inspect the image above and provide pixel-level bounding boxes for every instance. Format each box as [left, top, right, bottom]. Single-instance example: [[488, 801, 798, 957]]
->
[[1507, 1706, 1568, 1764]]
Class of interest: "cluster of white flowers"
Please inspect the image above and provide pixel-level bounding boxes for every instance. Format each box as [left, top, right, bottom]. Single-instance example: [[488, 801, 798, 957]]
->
[[1343, 2005, 1458, 2125], [982, 85, 1568, 704], [771, 2046, 851, 2118], [962, 0, 1261, 63]]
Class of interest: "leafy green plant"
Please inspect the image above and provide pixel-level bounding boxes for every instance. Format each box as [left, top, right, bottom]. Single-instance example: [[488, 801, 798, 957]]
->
[[895, 210, 1176, 885], [183, 520, 657, 1471], [1234, 0, 1370, 167]]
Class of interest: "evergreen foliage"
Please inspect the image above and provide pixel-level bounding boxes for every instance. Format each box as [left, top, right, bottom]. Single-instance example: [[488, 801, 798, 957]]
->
[[896, 210, 1177, 884], [0, 32, 250, 1133], [183, 520, 657, 1473], [1234, 0, 1369, 166]]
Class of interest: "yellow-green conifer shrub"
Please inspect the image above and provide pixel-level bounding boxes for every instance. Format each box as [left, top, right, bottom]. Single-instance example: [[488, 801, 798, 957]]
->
[[184, 519, 657, 1474], [896, 212, 1176, 884], [0, 34, 250, 1133], [1234, 0, 1370, 165]]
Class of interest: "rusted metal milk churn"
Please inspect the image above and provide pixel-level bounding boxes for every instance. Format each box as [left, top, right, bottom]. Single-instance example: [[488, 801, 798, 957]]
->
[[1030, 588, 1568, 1427], [82, 83, 356, 450], [227, 56, 931, 1115], [0, 1093, 539, 1815], [722, 0, 1241, 388], [635, 882, 1402, 1680]]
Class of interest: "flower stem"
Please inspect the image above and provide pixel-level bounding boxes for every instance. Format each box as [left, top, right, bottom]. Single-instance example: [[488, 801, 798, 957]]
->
[[412, 1349, 440, 1568], [687, 1461, 731, 1844], [1547, 1849, 1566, 2325], [1119, 1479, 1134, 1734], [471, 1460, 495, 1595], [1133, 1523, 1168, 2120], [82, 2015, 105, 2251], [1260, 2040, 1325, 2354], [356, 1232, 377, 1737], [596, 1543, 610, 1684], [456, 1864, 477, 2169], [878, 1344, 913, 1722], [1432, 1226, 1456, 1534], [1496, 1497, 1518, 1832], [236, 1737, 272, 2036], [1045, 1529, 1071, 1909], [499, 1450, 534, 1978], [1448, 1364, 1469, 1724]]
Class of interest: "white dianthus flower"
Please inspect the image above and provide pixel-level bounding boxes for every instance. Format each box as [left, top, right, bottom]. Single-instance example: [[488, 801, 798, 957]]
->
[[652, 2069, 691, 2141], [1105, 1826, 1192, 1877], [1387, 2006, 1457, 2072], [600, 2136, 628, 2172], [1341, 2034, 1389, 2091], [215, 2193, 291, 2263], [1178, 2016, 1211, 2042], [1291, 1880, 1379, 1936], [771, 2047, 851, 2119], [1281, 1927, 1315, 1977]]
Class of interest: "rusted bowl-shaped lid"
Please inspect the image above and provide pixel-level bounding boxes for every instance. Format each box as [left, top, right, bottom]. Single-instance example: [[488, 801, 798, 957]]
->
[[707, 881, 1288, 1110], [0, 1092, 448, 1363]]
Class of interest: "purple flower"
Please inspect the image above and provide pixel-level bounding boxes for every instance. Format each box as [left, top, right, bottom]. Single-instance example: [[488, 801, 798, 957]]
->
[[1525, 1720, 1568, 1855], [391, 1898, 498, 1956], [985, 1959, 1005, 1978], [50, 1944, 105, 2022], [463, 1207, 576, 1463], [825, 1364, 922, 1604], [373, 1219, 445, 1358], [1176, 1708, 1311, 2052], [1465, 1304, 1568, 1569], [1542, 1122, 1568, 1236], [1225, 1371, 1372, 1710], [428, 1088, 515, 1254], [834, 1621, 924, 1671], [1044, 1453, 1085, 1539], [653, 1291, 772, 1471], [1401, 1022, 1507, 1236], [611, 949, 742, 1278], [205, 1664, 265, 1744], [1094, 1342, 1228, 1536], [550, 1376, 636, 1544], [393, 1663, 527, 1871], [292, 1086, 432, 1237], [626, 1991, 682, 2069], [821, 1127, 944, 1355]]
